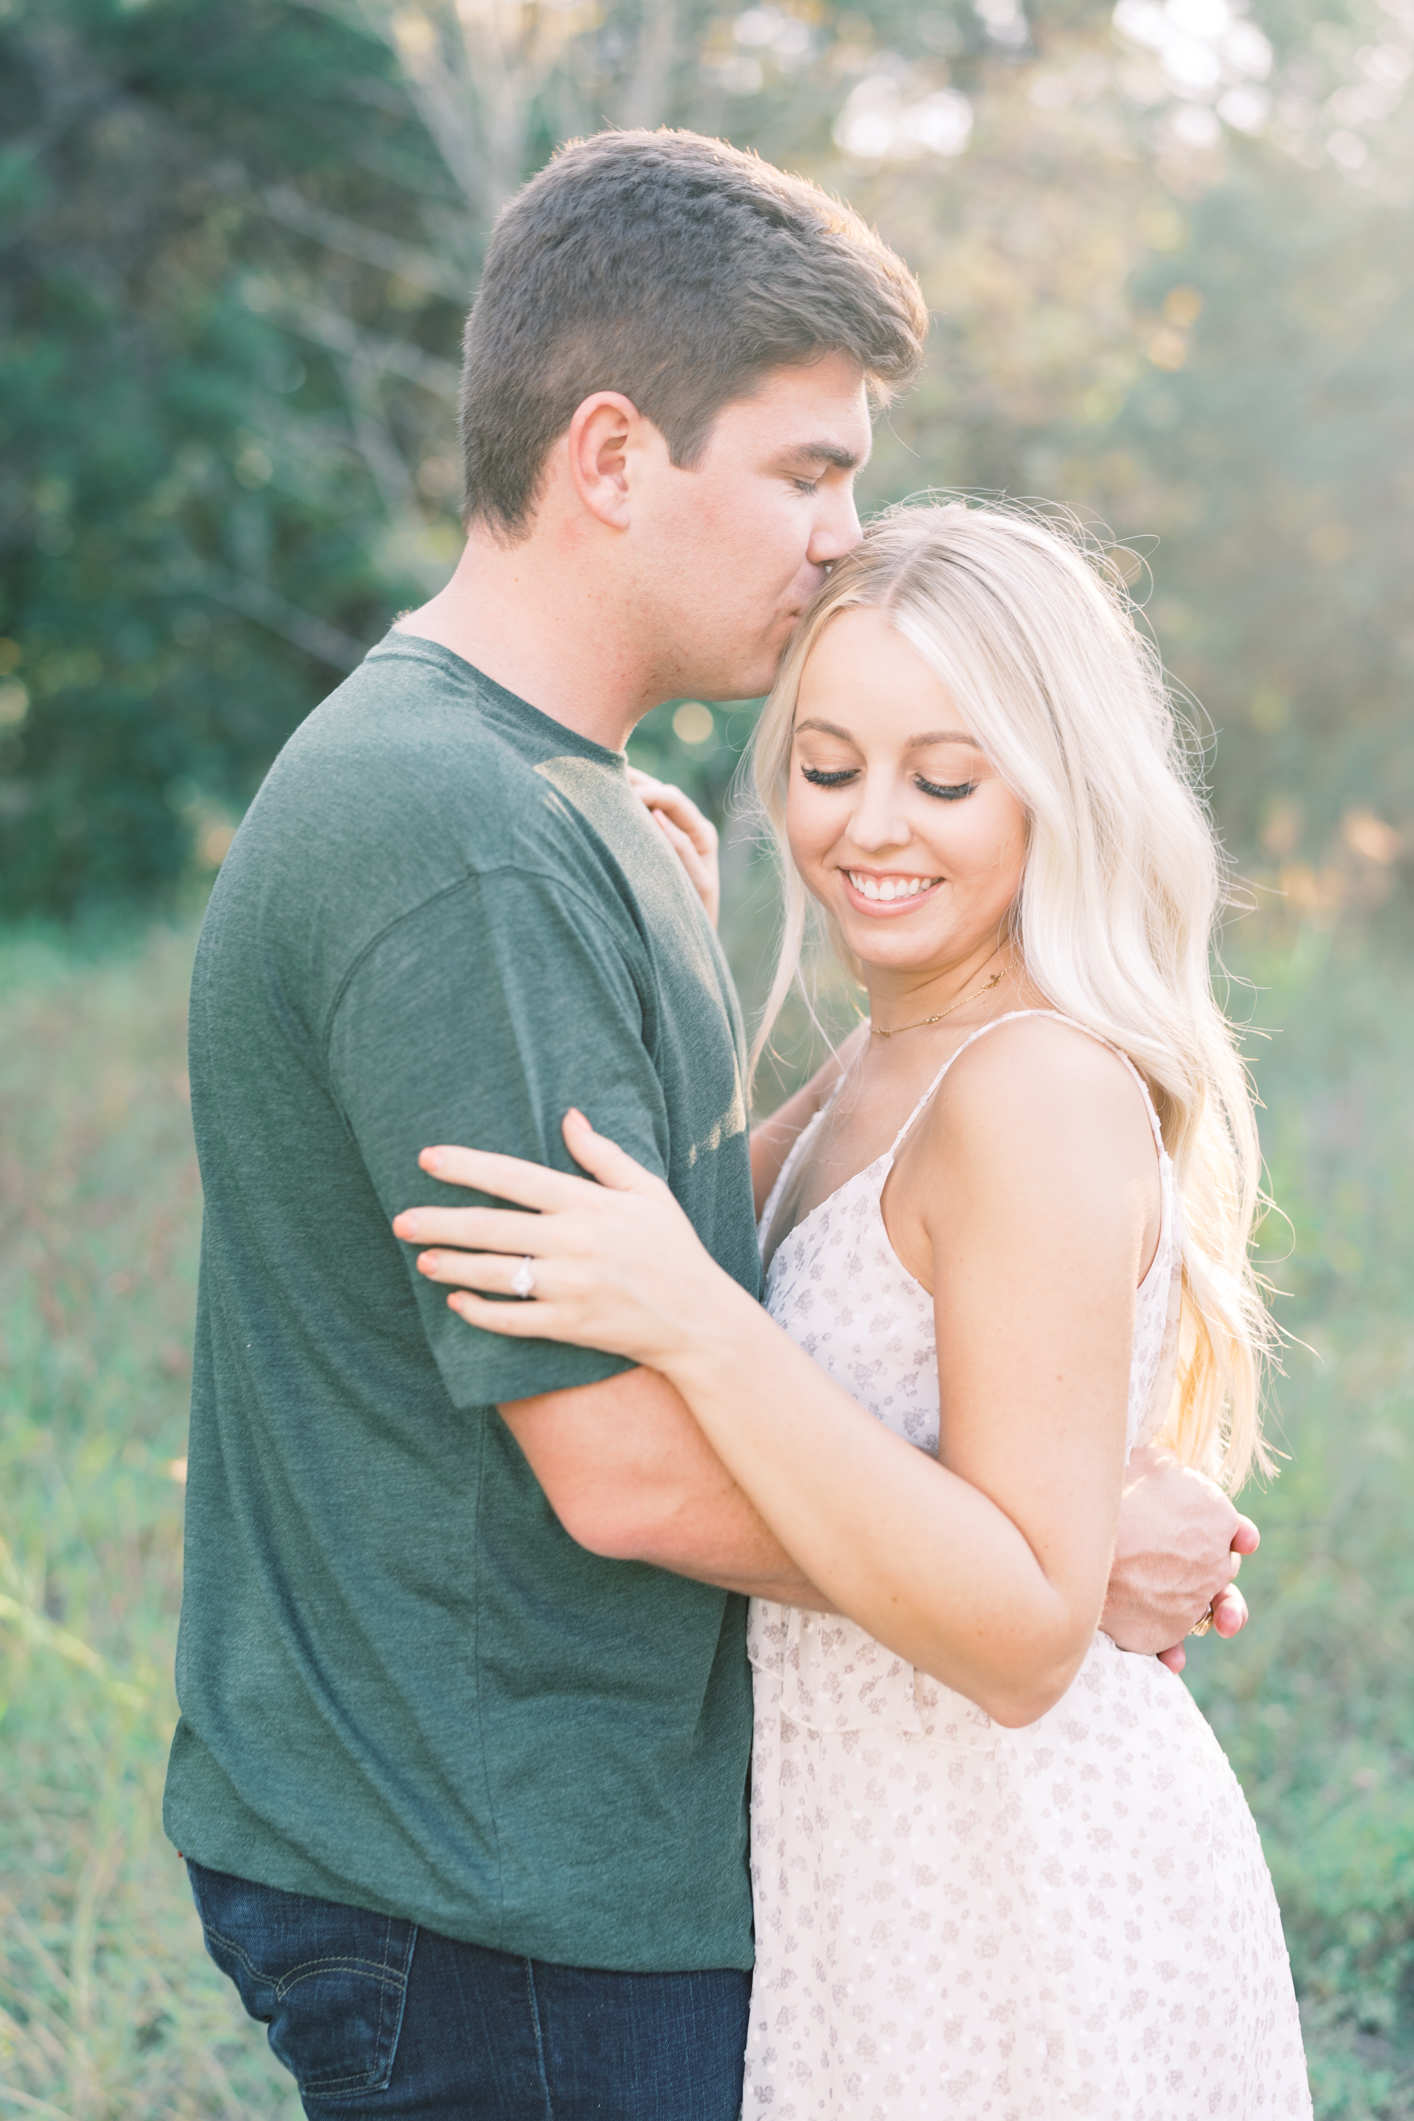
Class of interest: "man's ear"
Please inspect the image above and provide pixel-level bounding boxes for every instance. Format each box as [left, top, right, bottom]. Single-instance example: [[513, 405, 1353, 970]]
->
[[565, 392, 644, 531]]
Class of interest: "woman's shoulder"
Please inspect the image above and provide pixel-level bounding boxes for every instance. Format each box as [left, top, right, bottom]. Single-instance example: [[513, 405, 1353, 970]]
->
[[926, 1010, 1157, 1168]]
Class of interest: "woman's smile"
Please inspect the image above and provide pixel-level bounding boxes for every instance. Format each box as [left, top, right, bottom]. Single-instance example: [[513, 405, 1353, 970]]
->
[[841, 868, 943, 912]]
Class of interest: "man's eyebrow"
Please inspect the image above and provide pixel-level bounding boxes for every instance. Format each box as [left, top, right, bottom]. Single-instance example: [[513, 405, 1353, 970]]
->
[[793, 719, 982, 748], [775, 441, 865, 473]]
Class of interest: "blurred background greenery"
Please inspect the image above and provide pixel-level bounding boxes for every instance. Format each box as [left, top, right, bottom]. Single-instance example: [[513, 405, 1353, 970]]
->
[[1, 0, 1412, 2113]]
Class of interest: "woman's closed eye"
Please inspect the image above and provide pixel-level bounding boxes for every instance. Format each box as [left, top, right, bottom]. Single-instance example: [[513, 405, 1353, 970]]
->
[[799, 764, 977, 801]]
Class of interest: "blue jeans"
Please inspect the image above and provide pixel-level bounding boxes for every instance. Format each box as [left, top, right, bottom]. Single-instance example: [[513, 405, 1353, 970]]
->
[[186, 1861, 751, 2118]]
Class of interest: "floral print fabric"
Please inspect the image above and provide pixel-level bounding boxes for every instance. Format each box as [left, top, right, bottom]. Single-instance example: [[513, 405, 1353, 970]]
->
[[743, 1015, 1310, 2118]]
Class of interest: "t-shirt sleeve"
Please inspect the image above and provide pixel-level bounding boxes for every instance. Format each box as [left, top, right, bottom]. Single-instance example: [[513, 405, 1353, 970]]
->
[[326, 866, 664, 1410]]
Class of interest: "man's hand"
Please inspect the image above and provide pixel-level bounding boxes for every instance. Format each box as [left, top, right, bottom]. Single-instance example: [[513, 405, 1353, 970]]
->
[[627, 767, 720, 930], [1102, 1445, 1260, 1674]]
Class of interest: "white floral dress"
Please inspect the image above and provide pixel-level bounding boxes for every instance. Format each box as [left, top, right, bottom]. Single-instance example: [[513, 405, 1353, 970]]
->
[[743, 1013, 1310, 2120]]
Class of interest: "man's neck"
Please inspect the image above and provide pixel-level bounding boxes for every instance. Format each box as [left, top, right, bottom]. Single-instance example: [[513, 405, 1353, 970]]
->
[[395, 525, 660, 752]]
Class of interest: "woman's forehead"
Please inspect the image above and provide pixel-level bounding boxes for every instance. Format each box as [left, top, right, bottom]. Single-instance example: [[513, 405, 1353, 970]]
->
[[792, 711, 982, 750]]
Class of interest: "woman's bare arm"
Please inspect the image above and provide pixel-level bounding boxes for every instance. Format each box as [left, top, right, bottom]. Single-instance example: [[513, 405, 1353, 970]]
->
[[401, 1021, 1168, 1724], [654, 1024, 1154, 1722]]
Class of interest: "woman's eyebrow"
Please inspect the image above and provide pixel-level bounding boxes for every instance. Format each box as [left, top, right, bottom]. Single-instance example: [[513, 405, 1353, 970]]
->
[[793, 719, 981, 747]]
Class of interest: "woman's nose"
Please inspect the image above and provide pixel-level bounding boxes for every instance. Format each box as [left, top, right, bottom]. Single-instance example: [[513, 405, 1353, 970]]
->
[[844, 785, 911, 854]]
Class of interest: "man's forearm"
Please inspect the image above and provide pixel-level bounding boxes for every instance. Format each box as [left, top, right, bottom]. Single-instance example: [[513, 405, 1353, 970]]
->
[[499, 1363, 832, 1607], [659, 1548, 834, 1609]]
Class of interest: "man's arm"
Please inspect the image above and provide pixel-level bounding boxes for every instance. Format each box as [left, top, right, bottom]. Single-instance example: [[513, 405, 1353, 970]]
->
[[499, 1364, 835, 1607]]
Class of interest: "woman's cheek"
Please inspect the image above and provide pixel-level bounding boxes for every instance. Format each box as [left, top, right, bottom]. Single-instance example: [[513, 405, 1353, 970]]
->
[[952, 792, 1026, 886], [785, 798, 832, 882]]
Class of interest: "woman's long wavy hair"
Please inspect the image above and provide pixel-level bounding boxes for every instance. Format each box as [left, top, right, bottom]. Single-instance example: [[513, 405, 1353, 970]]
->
[[748, 499, 1274, 1491]]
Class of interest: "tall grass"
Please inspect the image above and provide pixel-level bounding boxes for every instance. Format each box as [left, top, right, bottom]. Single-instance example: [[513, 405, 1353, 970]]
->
[[0, 908, 1411, 2117], [1185, 928, 1414, 2118], [0, 921, 296, 2117]]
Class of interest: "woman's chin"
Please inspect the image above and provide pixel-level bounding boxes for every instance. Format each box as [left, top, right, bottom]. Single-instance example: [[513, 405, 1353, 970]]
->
[[849, 933, 959, 981]]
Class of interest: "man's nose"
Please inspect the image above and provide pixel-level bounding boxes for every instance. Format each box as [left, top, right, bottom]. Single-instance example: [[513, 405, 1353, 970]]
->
[[808, 482, 863, 566]]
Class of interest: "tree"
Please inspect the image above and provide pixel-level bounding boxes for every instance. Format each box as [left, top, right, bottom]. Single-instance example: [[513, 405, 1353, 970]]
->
[[0, 0, 459, 911], [2, 0, 1410, 916]]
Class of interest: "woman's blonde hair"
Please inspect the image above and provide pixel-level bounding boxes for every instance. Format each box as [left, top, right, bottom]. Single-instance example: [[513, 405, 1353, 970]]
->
[[748, 498, 1273, 1491]]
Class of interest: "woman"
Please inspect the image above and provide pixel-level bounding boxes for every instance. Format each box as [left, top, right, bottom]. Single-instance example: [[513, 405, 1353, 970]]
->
[[397, 503, 1310, 2115]]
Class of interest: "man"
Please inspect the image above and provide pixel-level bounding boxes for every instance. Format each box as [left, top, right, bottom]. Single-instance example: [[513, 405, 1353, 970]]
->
[[168, 129, 1254, 2119]]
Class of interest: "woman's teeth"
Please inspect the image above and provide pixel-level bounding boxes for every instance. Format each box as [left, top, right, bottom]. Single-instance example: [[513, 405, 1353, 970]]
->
[[847, 873, 938, 903]]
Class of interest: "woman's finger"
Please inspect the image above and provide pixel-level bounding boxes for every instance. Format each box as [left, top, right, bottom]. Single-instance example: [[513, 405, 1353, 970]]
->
[[655, 810, 709, 884], [560, 1108, 674, 1199], [446, 1288, 568, 1338], [393, 1203, 548, 1253], [418, 1248, 559, 1294], [651, 810, 720, 927], [627, 767, 719, 855], [416, 1143, 594, 1209], [647, 785, 718, 857]]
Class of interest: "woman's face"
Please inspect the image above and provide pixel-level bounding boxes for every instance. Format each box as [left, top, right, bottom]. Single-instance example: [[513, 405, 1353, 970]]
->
[[785, 606, 1028, 983]]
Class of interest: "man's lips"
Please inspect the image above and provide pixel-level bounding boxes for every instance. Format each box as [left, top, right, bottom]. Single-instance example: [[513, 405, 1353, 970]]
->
[[840, 870, 943, 914]]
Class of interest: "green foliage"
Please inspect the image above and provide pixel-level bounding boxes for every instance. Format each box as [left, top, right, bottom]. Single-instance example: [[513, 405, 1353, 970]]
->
[[1101, 167, 1414, 859], [3, 906, 1413, 2115], [0, 919, 297, 2112], [0, 0, 462, 915], [1181, 928, 1414, 2111], [4, 0, 1412, 917]]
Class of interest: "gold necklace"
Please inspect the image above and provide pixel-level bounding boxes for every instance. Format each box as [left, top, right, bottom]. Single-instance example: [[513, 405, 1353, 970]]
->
[[869, 964, 1004, 1040]]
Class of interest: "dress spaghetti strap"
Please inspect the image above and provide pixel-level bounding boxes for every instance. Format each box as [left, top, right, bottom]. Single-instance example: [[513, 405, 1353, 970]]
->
[[887, 1008, 1167, 1159]]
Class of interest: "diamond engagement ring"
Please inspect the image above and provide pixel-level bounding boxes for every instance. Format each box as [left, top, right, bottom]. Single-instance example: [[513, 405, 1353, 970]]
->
[[511, 1257, 536, 1301], [1188, 1605, 1215, 1638]]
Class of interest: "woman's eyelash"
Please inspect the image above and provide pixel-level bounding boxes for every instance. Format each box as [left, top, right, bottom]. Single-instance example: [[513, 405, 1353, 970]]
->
[[799, 767, 977, 800]]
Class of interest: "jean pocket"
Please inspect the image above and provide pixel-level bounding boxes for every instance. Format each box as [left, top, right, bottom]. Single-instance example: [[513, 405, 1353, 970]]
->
[[187, 1860, 416, 2097]]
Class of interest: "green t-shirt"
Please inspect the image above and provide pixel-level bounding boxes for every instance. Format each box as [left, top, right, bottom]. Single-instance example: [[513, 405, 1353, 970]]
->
[[164, 634, 761, 1973]]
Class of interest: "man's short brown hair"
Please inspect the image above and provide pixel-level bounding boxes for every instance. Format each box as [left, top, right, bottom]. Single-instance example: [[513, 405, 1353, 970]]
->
[[459, 129, 928, 539]]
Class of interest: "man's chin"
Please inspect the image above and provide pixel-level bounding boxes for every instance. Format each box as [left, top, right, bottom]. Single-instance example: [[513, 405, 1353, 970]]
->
[[706, 641, 792, 705]]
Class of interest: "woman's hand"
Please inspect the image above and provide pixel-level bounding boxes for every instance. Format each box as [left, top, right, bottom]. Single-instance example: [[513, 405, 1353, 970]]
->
[[391, 1110, 753, 1370], [627, 767, 720, 930]]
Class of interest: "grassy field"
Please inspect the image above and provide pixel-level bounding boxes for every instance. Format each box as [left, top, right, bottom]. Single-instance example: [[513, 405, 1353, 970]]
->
[[1, 905, 1412, 2117]]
